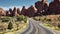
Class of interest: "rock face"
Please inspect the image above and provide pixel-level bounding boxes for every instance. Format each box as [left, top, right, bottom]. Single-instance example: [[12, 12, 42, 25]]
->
[[13, 7, 18, 16], [0, 8, 6, 16], [6, 11, 11, 16], [35, 0, 48, 15], [48, 0, 60, 14], [6, 7, 20, 16], [27, 5, 35, 17], [1, 0, 60, 17], [21, 6, 28, 16], [9, 8, 13, 16], [17, 8, 21, 15]]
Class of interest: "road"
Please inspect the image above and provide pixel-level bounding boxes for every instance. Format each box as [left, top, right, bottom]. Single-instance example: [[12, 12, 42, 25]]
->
[[19, 18, 54, 34]]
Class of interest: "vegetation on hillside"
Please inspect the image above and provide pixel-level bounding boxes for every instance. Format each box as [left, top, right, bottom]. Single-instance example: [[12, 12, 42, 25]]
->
[[0, 15, 28, 34], [33, 15, 60, 30], [8, 22, 13, 30]]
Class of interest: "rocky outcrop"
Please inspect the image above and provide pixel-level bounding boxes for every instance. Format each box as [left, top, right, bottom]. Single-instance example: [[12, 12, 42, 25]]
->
[[12, 7, 18, 16], [17, 8, 21, 15], [48, 0, 60, 14], [6, 11, 11, 16], [21, 6, 28, 16], [35, 0, 48, 15], [27, 5, 35, 17], [9, 8, 13, 16], [1, 0, 60, 17], [0, 8, 6, 16]]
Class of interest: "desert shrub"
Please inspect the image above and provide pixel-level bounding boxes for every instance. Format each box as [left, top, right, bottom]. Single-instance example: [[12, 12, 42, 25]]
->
[[15, 23, 19, 30], [46, 19, 51, 22], [16, 15, 27, 23], [39, 18, 40, 21], [43, 18, 46, 22], [44, 18, 46, 20], [33, 17, 37, 20], [24, 16, 27, 23], [17, 15, 24, 21], [58, 24, 60, 28], [33, 17, 40, 21], [58, 16, 60, 21], [1, 17, 10, 22], [8, 22, 13, 30]]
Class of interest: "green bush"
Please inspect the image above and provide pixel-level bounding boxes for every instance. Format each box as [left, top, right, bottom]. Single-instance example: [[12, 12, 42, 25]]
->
[[8, 22, 13, 30], [33, 17, 38, 21], [46, 19, 51, 22], [24, 16, 27, 23], [58, 24, 60, 28], [17, 15, 24, 21], [1, 17, 10, 22], [44, 18, 46, 20], [58, 16, 60, 21], [33, 17, 36, 20]]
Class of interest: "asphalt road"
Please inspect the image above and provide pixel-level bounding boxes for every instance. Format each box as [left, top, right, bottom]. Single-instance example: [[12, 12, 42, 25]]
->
[[19, 18, 54, 34]]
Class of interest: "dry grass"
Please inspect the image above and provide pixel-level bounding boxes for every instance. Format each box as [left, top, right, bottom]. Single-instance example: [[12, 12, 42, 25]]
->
[[33, 15, 60, 28], [5, 23, 27, 34], [0, 16, 27, 34]]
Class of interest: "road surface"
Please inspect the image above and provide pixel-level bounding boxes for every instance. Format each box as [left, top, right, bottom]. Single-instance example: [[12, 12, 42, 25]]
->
[[19, 18, 54, 34]]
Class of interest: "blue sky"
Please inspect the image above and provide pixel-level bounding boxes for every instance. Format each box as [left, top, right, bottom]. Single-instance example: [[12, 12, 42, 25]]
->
[[0, 0, 52, 10]]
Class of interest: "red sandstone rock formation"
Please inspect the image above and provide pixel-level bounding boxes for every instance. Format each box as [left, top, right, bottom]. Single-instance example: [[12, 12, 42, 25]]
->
[[6, 11, 11, 16], [13, 7, 18, 16], [48, 0, 60, 14], [9, 8, 13, 16], [27, 5, 35, 17], [0, 8, 6, 16], [9, 8, 12, 13], [21, 6, 28, 16], [17, 8, 21, 15], [35, 0, 48, 15]]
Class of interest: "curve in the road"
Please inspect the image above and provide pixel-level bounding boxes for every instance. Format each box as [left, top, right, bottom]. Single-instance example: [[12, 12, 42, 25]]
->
[[34, 20, 54, 34], [29, 20, 37, 34], [20, 21, 31, 34], [19, 18, 55, 34]]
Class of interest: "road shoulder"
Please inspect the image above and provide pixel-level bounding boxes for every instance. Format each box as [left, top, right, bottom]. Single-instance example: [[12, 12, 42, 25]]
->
[[39, 23, 56, 34]]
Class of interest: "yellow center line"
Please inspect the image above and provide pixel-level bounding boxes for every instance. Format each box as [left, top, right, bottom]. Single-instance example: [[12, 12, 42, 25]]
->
[[32, 21, 38, 34], [35, 28, 38, 34]]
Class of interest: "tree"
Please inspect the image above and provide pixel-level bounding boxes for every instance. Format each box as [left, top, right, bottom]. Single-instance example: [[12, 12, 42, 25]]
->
[[8, 22, 13, 30]]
